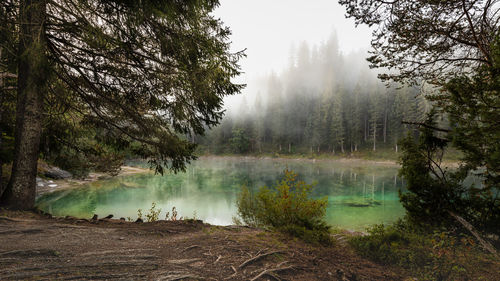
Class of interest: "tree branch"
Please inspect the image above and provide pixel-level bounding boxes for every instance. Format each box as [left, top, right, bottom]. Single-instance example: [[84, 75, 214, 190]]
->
[[401, 121, 451, 133]]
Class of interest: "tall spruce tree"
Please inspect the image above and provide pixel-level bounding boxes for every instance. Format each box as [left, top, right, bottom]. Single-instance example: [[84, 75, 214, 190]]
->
[[341, 0, 499, 231], [0, 0, 243, 209]]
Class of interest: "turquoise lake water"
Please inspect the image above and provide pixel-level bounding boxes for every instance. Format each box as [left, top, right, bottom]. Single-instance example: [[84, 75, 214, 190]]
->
[[36, 157, 406, 231]]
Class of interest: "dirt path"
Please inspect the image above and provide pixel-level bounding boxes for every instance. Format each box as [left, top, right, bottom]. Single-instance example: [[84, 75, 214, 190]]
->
[[0, 211, 405, 281]]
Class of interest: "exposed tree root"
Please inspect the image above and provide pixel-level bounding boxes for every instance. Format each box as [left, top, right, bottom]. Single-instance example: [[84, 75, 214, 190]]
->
[[250, 265, 295, 281], [239, 250, 284, 269], [162, 274, 201, 281], [0, 217, 19, 222], [181, 245, 201, 253]]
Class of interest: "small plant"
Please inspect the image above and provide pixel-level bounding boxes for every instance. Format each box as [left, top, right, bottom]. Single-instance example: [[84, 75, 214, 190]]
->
[[145, 202, 161, 222], [232, 216, 243, 226], [236, 169, 331, 244], [137, 209, 143, 220], [171, 206, 178, 221], [164, 206, 178, 221]]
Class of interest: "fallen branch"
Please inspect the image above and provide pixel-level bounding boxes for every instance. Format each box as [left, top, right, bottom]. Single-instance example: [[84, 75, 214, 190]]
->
[[448, 211, 499, 259], [223, 266, 238, 280], [250, 265, 294, 281], [239, 251, 284, 269]]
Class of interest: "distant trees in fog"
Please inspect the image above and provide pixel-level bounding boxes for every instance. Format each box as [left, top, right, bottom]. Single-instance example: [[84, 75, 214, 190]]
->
[[199, 35, 429, 154]]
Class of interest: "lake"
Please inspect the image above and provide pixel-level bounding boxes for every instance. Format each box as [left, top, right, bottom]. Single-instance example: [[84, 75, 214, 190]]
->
[[36, 157, 406, 231]]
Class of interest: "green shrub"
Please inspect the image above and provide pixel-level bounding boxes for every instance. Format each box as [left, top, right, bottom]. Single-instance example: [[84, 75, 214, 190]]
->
[[236, 169, 331, 244]]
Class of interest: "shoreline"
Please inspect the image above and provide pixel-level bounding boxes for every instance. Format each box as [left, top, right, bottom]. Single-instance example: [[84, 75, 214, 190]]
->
[[197, 154, 400, 166], [196, 154, 460, 168], [36, 165, 151, 196]]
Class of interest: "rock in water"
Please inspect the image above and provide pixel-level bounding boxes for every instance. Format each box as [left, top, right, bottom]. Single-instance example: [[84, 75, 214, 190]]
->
[[104, 214, 113, 219], [91, 214, 98, 221], [44, 167, 72, 179]]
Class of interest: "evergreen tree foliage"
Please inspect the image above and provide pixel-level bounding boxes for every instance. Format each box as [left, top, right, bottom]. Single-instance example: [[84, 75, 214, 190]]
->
[[229, 128, 250, 154], [201, 39, 426, 154], [0, 0, 243, 209], [399, 112, 467, 225], [341, 0, 499, 233], [339, 0, 499, 84]]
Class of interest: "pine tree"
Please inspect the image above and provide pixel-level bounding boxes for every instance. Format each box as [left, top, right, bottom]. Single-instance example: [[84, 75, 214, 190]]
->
[[369, 86, 383, 151], [253, 92, 265, 153], [0, 0, 243, 209], [329, 90, 345, 154]]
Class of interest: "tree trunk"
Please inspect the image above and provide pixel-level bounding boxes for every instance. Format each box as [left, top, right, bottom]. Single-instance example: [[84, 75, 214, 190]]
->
[[1, 0, 47, 210], [364, 117, 367, 141], [288, 142, 291, 153], [448, 211, 499, 259], [383, 109, 387, 143], [0, 49, 3, 198], [341, 141, 345, 153]]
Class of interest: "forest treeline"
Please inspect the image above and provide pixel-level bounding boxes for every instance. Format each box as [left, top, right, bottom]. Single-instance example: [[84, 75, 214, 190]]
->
[[199, 35, 428, 155]]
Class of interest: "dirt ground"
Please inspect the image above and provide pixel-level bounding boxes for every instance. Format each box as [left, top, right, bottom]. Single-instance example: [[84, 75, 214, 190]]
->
[[0, 210, 406, 281]]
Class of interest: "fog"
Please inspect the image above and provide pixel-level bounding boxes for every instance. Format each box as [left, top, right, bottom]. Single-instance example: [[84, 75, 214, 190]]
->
[[200, 1, 429, 155], [212, 0, 373, 112]]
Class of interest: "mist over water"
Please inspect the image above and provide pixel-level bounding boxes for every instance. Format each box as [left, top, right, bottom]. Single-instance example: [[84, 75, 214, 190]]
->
[[36, 158, 405, 231]]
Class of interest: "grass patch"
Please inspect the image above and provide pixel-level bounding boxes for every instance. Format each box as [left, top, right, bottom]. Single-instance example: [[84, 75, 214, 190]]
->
[[350, 220, 499, 280]]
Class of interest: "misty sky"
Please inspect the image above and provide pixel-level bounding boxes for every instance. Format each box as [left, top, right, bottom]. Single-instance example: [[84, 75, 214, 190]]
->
[[213, 0, 373, 81]]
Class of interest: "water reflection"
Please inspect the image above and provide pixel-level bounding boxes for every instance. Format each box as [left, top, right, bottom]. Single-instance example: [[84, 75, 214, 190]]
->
[[36, 158, 406, 230]]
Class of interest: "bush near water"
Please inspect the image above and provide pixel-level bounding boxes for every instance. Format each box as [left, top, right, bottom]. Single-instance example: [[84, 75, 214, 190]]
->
[[236, 169, 331, 245]]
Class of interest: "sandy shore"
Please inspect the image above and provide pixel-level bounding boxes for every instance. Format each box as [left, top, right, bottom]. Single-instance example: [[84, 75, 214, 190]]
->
[[36, 166, 151, 196]]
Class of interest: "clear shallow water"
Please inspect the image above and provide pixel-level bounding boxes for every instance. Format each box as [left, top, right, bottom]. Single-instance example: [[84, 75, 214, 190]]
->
[[36, 157, 406, 231]]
